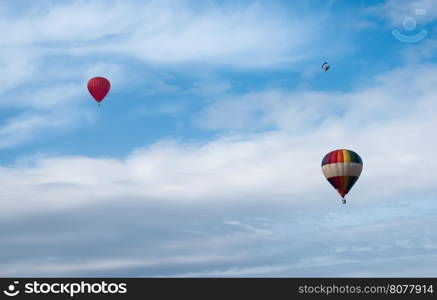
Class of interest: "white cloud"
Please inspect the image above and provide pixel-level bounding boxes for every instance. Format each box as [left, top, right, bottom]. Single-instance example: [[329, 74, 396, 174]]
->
[[369, 0, 437, 25], [0, 63, 436, 276], [0, 0, 323, 68], [0, 110, 84, 148], [0, 253, 248, 276], [195, 65, 437, 198], [0, 133, 319, 219], [1, 64, 436, 215], [172, 265, 291, 277], [0, 0, 328, 148], [1, 1, 437, 277], [197, 64, 437, 132]]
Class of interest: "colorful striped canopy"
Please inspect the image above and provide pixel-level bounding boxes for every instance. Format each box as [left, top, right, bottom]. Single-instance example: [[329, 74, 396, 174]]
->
[[321, 149, 363, 199]]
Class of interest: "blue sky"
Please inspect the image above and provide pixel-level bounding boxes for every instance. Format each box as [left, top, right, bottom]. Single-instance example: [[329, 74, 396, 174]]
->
[[1, 0, 437, 276]]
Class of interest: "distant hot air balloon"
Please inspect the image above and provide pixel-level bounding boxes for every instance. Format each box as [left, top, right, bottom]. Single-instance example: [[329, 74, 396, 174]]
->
[[321, 149, 363, 204], [87, 77, 110, 105], [321, 62, 330, 72]]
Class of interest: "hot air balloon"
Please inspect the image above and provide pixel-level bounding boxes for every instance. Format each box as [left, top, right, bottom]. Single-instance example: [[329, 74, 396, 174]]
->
[[87, 77, 110, 105], [321, 62, 330, 72], [321, 149, 363, 204]]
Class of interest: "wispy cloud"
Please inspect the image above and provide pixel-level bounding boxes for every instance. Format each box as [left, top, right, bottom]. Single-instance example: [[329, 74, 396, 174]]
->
[[0, 110, 86, 149], [1, 0, 437, 277], [0, 0, 324, 68], [369, 0, 437, 25], [1, 63, 437, 276], [0, 0, 330, 148]]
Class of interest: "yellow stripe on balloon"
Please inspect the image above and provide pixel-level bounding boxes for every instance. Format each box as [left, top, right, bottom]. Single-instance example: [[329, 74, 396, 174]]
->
[[342, 149, 351, 163]]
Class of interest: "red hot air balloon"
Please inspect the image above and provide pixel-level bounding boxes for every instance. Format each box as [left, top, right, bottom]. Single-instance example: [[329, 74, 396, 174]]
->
[[321, 149, 363, 204], [87, 77, 110, 105]]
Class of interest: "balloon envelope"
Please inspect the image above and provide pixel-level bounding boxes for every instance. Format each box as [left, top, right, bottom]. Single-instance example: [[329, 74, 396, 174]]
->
[[321, 149, 362, 198], [87, 77, 110, 103]]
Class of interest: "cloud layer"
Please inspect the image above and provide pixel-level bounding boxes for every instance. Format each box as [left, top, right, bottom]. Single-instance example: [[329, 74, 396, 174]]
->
[[0, 0, 330, 150], [1, 63, 437, 276]]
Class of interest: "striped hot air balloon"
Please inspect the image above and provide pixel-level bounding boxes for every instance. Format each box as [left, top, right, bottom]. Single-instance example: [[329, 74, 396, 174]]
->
[[321, 149, 363, 204]]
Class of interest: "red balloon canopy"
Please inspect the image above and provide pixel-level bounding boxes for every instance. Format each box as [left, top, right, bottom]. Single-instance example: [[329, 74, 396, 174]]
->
[[87, 77, 110, 103]]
